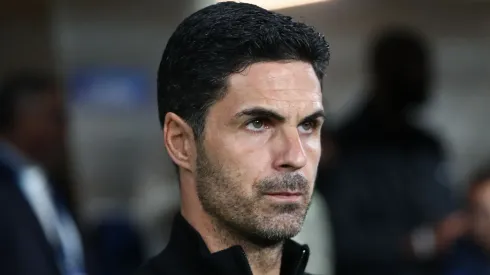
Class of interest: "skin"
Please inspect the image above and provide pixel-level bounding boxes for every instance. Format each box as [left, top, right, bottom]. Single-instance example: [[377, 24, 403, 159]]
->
[[469, 180, 490, 251], [164, 61, 324, 275]]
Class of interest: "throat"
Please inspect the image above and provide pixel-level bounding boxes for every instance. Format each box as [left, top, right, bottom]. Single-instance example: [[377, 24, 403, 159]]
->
[[181, 207, 289, 275], [201, 213, 285, 275], [245, 244, 283, 275]]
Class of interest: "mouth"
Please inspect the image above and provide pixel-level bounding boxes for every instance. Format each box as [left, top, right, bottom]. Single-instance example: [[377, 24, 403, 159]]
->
[[264, 192, 303, 202]]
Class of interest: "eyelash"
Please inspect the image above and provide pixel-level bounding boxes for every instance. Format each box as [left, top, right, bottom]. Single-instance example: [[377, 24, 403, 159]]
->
[[244, 118, 320, 134], [301, 120, 320, 130], [245, 118, 271, 133]]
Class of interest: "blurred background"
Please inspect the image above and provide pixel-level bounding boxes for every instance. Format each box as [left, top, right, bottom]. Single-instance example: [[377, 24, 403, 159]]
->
[[0, 0, 489, 275]]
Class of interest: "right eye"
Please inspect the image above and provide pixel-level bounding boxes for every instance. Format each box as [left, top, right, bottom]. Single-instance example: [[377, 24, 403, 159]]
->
[[245, 119, 268, 132]]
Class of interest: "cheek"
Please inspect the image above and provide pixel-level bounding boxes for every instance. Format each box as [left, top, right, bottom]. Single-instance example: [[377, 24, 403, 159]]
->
[[303, 137, 322, 168], [303, 135, 322, 156], [209, 144, 266, 195], [219, 134, 272, 175], [235, 155, 269, 193]]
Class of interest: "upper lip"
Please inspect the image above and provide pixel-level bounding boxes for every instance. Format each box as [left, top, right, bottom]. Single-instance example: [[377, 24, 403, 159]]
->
[[265, 191, 302, 196]]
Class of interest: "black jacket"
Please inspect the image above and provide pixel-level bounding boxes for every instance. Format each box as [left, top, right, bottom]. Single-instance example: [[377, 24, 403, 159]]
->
[[136, 214, 313, 275], [0, 162, 61, 275]]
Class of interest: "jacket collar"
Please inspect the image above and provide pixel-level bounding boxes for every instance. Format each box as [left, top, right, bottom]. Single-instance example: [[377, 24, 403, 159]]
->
[[165, 213, 310, 275]]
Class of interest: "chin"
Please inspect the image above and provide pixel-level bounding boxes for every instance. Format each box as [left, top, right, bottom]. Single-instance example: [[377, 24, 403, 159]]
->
[[259, 211, 306, 238]]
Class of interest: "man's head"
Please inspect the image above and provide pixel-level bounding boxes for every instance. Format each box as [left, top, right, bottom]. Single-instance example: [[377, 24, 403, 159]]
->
[[0, 72, 66, 169], [159, 2, 329, 245], [467, 164, 490, 251], [369, 27, 432, 111]]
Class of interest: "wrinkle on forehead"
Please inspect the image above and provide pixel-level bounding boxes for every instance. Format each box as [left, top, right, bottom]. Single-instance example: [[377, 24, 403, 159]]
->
[[228, 61, 322, 103], [204, 61, 324, 128]]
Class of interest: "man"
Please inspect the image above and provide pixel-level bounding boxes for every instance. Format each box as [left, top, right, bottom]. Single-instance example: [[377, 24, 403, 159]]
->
[[137, 2, 330, 275], [317, 27, 466, 275], [0, 73, 89, 275]]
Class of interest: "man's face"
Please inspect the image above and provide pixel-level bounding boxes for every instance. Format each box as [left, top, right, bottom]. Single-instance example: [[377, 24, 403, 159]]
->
[[469, 181, 490, 250], [195, 61, 324, 244]]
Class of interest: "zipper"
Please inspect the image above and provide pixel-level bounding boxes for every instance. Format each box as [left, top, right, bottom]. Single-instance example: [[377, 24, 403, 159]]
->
[[293, 249, 306, 275]]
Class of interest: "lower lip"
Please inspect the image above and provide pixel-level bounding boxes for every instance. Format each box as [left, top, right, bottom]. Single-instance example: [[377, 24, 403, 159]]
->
[[265, 194, 302, 202]]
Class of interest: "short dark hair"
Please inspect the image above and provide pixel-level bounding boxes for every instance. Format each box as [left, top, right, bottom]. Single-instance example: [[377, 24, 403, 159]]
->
[[0, 72, 56, 133], [157, 1, 330, 138]]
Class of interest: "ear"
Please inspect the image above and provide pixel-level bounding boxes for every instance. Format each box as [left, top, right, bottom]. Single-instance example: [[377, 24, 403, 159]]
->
[[163, 112, 196, 172]]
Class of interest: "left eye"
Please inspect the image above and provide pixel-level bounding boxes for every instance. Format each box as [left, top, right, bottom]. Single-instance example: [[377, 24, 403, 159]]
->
[[298, 121, 316, 134], [246, 119, 267, 132]]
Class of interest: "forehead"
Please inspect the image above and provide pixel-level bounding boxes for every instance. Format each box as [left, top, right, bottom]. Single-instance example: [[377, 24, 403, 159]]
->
[[219, 61, 322, 112]]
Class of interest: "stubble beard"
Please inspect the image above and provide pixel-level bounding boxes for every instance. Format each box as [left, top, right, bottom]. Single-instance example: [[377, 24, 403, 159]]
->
[[195, 145, 312, 247]]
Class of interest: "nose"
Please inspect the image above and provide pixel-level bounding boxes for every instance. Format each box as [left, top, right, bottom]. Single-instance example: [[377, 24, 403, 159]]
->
[[272, 128, 307, 172]]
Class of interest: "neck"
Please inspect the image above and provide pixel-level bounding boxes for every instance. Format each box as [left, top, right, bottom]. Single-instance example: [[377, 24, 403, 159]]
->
[[180, 179, 283, 275], [247, 245, 283, 275], [211, 217, 283, 275]]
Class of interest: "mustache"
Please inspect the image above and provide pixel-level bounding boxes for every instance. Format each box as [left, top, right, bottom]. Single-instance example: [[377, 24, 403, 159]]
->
[[256, 173, 309, 194]]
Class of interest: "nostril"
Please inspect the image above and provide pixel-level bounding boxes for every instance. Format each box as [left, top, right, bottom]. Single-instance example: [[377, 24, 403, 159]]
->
[[279, 164, 294, 169]]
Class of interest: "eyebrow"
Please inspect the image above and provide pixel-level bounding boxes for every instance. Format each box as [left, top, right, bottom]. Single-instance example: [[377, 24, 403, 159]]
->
[[235, 107, 286, 122], [234, 107, 325, 124], [299, 110, 326, 124]]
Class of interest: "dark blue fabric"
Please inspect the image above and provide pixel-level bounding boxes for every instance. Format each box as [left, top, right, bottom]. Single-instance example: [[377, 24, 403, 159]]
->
[[92, 217, 144, 275], [0, 159, 62, 275], [443, 239, 490, 275], [52, 193, 87, 275], [0, 144, 99, 275]]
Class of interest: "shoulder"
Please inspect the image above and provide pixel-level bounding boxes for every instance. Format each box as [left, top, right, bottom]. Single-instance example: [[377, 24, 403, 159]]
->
[[0, 173, 21, 213], [442, 239, 483, 273], [136, 255, 170, 275]]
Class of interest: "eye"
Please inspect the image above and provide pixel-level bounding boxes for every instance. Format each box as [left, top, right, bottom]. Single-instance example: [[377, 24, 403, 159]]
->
[[298, 121, 317, 134], [245, 119, 268, 132]]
